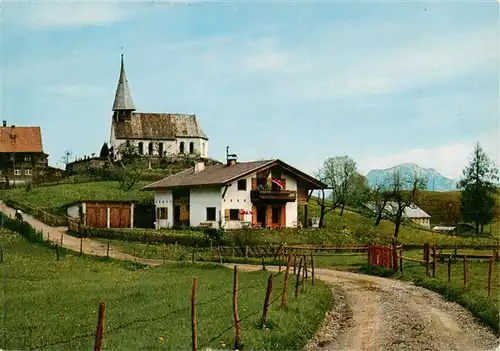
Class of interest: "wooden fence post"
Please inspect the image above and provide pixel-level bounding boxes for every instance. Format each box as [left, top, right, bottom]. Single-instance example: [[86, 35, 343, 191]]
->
[[310, 253, 315, 285], [262, 273, 273, 326], [302, 255, 307, 292], [106, 241, 110, 258], [293, 255, 297, 275], [80, 237, 83, 255], [93, 301, 106, 351], [463, 255, 468, 290], [233, 266, 242, 350], [399, 248, 403, 272], [55, 244, 60, 261], [60, 233, 63, 246], [191, 277, 197, 351], [432, 246, 437, 278], [295, 257, 303, 298], [488, 256, 493, 297], [262, 257, 266, 271], [278, 256, 282, 273], [447, 256, 451, 283], [280, 254, 292, 308]]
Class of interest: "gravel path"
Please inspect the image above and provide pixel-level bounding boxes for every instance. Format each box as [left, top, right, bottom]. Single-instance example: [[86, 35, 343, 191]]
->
[[228, 264, 500, 351], [0, 201, 163, 267]]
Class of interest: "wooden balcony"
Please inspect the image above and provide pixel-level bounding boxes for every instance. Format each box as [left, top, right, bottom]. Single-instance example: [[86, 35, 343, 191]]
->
[[250, 190, 297, 203]]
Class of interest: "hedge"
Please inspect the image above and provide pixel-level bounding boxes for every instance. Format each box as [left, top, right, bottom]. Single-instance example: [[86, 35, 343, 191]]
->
[[0, 211, 45, 244]]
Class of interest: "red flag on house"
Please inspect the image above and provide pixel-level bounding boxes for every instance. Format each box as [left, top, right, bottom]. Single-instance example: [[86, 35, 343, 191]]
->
[[271, 178, 284, 189]]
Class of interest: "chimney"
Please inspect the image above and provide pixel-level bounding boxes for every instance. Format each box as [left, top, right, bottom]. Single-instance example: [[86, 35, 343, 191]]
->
[[226, 146, 238, 166], [2, 121, 6, 127], [194, 159, 205, 173]]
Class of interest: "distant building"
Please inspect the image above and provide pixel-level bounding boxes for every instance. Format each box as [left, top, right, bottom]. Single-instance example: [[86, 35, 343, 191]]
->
[[109, 55, 209, 160], [365, 201, 431, 229], [0, 122, 48, 185]]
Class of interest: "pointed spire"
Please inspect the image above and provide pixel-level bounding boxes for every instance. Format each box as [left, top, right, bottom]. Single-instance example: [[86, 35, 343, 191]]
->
[[112, 54, 136, 111]]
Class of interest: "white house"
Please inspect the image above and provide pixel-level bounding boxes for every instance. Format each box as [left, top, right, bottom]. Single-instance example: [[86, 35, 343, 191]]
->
[[109, 55, 209, 159], [143, 156, 326, 229], [365, 201, 431, 229]]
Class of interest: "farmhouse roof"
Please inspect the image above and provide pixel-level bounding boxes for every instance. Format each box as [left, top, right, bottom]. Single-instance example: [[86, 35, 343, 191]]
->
[[365, 201, 431, 219], [0, 126, 44, 153], [112, 54, 136, 111], [144, 159, 327, 190], [64, 199, 136, 208], [112, 113, 208, 140]]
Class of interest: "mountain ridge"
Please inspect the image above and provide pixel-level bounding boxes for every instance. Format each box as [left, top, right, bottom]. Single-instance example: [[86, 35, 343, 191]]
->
[[366, 163, 458, 192]]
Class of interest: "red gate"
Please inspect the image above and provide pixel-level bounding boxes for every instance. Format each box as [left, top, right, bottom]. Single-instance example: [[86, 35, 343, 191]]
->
[[368, 245, 399, 270]]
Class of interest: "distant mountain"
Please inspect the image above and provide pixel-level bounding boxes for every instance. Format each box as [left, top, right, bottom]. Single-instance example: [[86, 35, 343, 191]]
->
[[366, 163, 458, 192]]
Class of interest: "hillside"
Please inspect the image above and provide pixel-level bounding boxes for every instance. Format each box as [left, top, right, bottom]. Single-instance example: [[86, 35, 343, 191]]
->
[[366, 163, 457, 192], [0, 181, 154, 216]]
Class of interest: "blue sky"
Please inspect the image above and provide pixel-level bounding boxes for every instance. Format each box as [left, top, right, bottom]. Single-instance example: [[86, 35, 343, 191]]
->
[[2, 0, 498, 179]]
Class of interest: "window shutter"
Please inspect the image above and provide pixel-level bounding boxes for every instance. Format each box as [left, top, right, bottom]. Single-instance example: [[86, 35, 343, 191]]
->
[[251, 178, 257, 190], [156, 208, 160, 220], [252, 206, 257, 226], [224, 209, 230, 220], [165, 207, 168, 219], [282, 178, 286, 190], [239, 209, 244, 221]]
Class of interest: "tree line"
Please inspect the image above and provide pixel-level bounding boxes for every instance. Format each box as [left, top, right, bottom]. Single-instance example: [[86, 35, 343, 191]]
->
[[315, 143, 498, 238]]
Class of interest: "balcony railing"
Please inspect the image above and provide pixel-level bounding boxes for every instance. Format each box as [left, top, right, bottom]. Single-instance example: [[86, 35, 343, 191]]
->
[[250, 190, 297, 203]]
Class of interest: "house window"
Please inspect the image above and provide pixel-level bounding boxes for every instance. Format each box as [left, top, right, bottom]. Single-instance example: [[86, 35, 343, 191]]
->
[[25, 169, 32, 176], [229, 209, 240, 221], [189, 142, 194, 154], [158, 142, 164, 156], [148, 142, 153, 155], [237, 179, 247, 191], [138, 142, 144, 155], [24, 155, 31, 162], [206, 207, 216, 221], [156, 207, 168, 220], [179, 142, 185, 154], [14, 169, 21, 176]]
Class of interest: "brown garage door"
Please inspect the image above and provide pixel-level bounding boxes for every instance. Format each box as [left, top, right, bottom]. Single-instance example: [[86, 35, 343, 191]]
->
[[86, 204, 108, 228], [109, 206, 131, 228]]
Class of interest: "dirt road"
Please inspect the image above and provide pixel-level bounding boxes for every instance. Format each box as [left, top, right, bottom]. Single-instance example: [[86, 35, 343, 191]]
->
[[228, 264, 500, 351], [0, 201, 162, 267]]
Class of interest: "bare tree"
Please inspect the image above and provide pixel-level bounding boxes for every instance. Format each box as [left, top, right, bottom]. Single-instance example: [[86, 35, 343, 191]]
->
[[382, 169, 427, 238], [316, 156, 360, 217], [111, 143, 148, 190]]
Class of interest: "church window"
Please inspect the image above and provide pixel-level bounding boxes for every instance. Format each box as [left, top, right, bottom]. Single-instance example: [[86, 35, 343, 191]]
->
[[202, 142, 205, 155], [189, 142, 194, 154], [138, 142, 144, 155], [179, 142, 185, 154], [158, 142, 164, 156], [148, 142, 153, 155]]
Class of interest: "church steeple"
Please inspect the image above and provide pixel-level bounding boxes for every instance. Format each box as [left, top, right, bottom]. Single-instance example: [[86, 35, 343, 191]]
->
[[112, 54, 136, 113]]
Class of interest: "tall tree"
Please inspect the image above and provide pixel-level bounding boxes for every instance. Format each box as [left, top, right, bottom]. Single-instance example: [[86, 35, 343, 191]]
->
[[316, 156, 360, 217], [457, 143, 499, 234], [99, 142, 110, 158]]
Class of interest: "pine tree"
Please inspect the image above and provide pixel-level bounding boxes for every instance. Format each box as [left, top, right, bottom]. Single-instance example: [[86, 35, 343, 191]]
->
[[457, 143, 499, 234], [100, 142, 110, 158]]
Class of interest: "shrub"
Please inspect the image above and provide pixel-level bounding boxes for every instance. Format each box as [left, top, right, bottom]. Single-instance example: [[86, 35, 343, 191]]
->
[[0, 211, 44, 244]]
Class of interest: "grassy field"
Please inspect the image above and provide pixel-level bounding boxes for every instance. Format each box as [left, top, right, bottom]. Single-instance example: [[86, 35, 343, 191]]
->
[[0, 181, 154, 215], [0, 229, 332, 350]]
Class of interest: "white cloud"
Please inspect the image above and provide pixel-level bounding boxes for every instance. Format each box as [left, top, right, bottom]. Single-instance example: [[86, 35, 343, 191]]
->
[[357, 132, 499, 180], [5, 1, 155, 29]]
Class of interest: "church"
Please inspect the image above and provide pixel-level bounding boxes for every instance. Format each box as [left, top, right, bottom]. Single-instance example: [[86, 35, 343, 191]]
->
[[109, 55, 209, 160]]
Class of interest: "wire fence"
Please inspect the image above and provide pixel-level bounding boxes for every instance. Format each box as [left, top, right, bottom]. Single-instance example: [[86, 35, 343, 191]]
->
[[18, 254, 314, 351]]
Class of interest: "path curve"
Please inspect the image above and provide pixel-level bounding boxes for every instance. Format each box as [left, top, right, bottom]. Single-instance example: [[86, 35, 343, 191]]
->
[[227, 264, 500, 351], [0, 201, 163, 267]]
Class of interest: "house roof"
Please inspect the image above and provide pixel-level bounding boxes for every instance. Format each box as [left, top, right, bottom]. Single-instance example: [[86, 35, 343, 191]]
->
[[144, 159, 327, 190], [365, 201, 431, 219], [112, 54, 136, 111], [113, 113, 208, 140], [0, 126, 44, 153], [64, 199, 136, 208]]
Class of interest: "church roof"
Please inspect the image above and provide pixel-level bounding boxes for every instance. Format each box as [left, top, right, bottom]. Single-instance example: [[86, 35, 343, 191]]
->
[[113, 113, 208, 140], [112, 54, 136, 111]]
